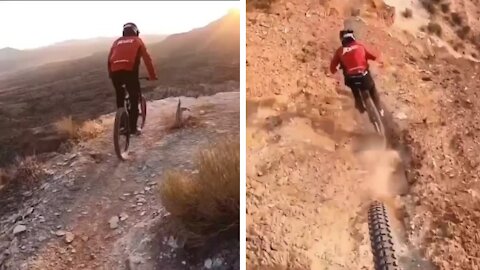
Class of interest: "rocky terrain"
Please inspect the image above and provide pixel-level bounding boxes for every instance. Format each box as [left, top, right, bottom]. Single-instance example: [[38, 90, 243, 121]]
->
[[0, 92, 239, 270], [247, 0, 480, 269], [0, 11, 240, 166]]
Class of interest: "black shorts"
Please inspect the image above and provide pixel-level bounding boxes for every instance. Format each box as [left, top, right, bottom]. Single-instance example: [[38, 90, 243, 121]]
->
[[344, 71, 375, 91]]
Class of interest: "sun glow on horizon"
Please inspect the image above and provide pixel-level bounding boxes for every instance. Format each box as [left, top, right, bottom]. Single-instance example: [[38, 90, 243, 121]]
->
[[0, 1, 240, 50]]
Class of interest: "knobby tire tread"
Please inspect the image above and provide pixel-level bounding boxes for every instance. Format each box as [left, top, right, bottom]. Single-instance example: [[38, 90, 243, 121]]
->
[[368, 201, 399, 270]]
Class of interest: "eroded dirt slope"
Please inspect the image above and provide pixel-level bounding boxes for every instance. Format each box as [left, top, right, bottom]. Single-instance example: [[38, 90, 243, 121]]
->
[[0, 92, 239, 270], [247, 0, 480, 269]]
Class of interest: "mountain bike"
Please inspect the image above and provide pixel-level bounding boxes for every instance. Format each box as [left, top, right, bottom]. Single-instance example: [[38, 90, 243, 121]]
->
[[339, 67, 385, 136], [368, 201, 399, 270], [354, 79, 385, 136], [113, 77, 148, 161]]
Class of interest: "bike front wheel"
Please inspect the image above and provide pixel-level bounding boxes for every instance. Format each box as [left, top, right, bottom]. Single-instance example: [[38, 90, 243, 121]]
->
[[113, 108, 130, 161], [139, 96, 147, 129]]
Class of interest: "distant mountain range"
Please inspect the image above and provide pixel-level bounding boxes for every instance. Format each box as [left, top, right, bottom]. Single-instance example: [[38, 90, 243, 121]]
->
[[0, 11, 239, 89], [0, 35, 166, 75]]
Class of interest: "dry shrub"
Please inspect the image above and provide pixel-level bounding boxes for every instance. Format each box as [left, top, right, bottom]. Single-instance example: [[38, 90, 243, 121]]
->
[[13, 156, 44, 185], [55, 116, 103, 141], [196, 103, 216, 112], [456, 25, 471, 40], [54, 116, 78, 139], [421, 0, 437, 14], [77, 120, 104, 140], [451, 12, 462, 25], [0, 168, 10, 190], [427, 22, 443, 36], [159, 137, 239, 244], [246, 0, 277, 12], [1, 156, 45, 190], [351, 8, 361, 16], [402, 8, 413, 18], [165, 102, 201, 130], [440, 3, 450, 13]]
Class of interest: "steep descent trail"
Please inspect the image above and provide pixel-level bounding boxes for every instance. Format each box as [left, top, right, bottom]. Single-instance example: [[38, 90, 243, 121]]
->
[[0, 92, 239, 270], [246, 2, 401, 268], [247, 95, 385, 269], [246, 0, 469, 269]]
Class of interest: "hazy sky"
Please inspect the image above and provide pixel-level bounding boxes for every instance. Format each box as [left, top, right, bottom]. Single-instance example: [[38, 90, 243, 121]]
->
[[0, 1, 239, 50]]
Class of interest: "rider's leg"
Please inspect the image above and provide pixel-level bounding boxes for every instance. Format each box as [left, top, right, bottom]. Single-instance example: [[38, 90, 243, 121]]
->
[[345, 77, 365, 113], [111, 71, 128, 134], [352, 86, 365, 113], [125, 73, 141, 134], [111, 71, 126, 108]]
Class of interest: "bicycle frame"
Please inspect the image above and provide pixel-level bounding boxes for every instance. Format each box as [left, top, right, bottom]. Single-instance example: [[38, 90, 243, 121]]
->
[[355, 83, 384, 136], [121, 85, 145, 113]]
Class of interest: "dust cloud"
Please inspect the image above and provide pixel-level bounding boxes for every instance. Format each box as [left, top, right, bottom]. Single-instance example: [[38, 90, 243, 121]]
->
[[357, 146, 402, 200]]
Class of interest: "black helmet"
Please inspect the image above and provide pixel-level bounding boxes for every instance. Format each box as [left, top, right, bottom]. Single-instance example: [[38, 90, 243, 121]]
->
[[339, 29, 355, 46], [123, 22, 139, 37]]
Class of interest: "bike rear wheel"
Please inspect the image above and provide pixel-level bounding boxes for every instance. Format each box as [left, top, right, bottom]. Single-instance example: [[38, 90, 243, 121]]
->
[[362, 91, 385, 136], [139, 96, 147, 129], [113, 108, 130, 161], [368, 201, 399, 270]]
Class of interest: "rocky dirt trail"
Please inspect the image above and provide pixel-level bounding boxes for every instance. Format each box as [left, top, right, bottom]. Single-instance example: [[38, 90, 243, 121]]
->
[[247, 0, 480, 269], [0, 91, 239, 270]]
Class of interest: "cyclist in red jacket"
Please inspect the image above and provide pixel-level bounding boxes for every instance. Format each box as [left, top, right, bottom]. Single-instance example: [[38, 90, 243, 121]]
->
[[330, 29, 383, 116], [108, 22, 157, 135]]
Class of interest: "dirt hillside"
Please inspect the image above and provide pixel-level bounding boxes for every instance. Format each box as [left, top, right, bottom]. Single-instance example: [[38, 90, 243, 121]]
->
[[247, 0, 480, 269], [0, 92, 239, 269]]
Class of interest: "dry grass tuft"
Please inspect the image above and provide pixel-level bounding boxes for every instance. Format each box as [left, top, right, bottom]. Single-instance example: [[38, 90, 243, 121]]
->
[[54, 116, 104, 141], [0, 168, 10, 191], [13, 156, 44, 185], [77, 120, 104, 140], [164, 105, 202, 131], [55, 116, 78, 138], [402, 8, 413, 18], [1, 156, 45, 190], [196, 103, 216, 113], [427, 22, 443, 36], [159, 137, 239, 245]]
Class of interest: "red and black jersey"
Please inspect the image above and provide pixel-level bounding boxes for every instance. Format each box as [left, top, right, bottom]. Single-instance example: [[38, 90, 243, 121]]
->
[[108, 36, 156, 80], [330, 41, 378, 75]]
